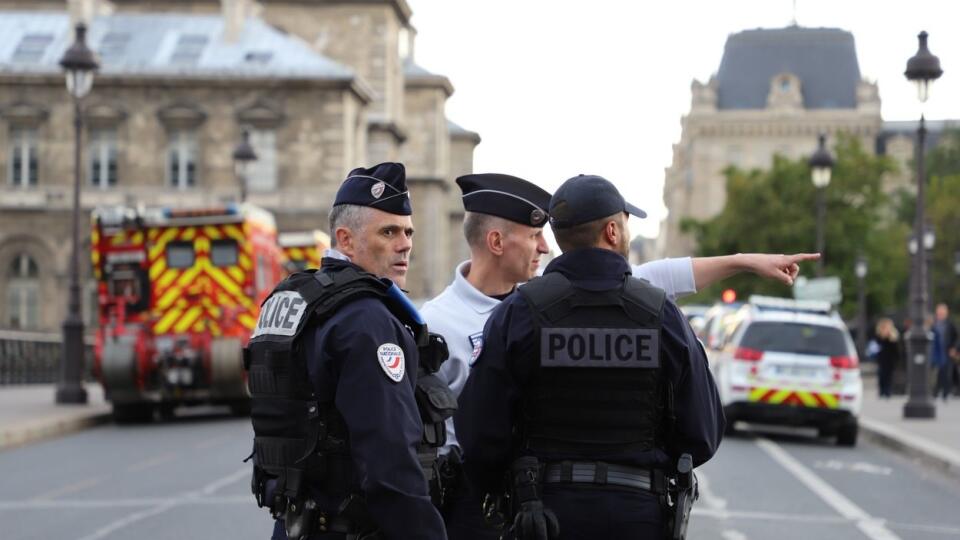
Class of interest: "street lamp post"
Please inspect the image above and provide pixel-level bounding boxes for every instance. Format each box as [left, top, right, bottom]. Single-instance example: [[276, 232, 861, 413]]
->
[[56, 23, 98, 405], [903, 31, 943, 419], [809, 134, 834, 277], [232, 129, 257, 203], [855, 254, 868, 361]]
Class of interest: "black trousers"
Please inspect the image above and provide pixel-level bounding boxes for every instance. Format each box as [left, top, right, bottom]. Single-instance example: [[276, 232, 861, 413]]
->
[[541, 484, 665, 540]]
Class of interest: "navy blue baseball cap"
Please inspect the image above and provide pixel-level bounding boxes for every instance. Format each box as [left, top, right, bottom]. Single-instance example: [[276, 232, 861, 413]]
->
[[548, 174, 646, 229], [456, 173, 551, 227], [333, 162, 411, 215]]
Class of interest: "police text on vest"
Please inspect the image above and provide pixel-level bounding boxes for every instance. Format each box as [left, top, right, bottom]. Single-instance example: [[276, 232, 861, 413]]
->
[[540, 328, 660, 368], [251, 291, 307, 337]]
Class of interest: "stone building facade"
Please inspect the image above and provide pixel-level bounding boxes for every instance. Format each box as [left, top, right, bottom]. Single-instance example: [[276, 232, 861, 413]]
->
[[0, 0, 479, 332], [661, 26, 883, 258]]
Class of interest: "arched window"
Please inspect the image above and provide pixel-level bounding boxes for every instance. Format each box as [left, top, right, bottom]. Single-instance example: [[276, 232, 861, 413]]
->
[[6, 253, 40, 329]]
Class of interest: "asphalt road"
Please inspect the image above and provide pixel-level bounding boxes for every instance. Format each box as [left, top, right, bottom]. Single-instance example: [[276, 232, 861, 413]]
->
[[2, 411, 960, 540]]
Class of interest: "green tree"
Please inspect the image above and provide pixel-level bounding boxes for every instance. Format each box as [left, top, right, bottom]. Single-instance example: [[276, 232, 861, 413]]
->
[[926, 129, 960, 309], [682, 135, 909, 318]]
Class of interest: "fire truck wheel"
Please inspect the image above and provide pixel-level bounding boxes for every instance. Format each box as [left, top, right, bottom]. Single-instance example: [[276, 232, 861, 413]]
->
[[158, 403, 176, 420], [113, 403, 154, 424], [210, 338, 246, 397]]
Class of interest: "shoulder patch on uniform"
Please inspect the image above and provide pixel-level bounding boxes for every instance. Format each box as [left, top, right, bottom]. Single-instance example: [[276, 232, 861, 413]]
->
[[377, 343, 406, 383], [468, 332, 484, 366], [251, 291, 307, 338]]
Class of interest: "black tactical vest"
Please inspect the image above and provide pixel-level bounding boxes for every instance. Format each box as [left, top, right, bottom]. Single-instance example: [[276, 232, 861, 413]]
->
[[517, 272, 668, 457], [244, 265, 456, 518]]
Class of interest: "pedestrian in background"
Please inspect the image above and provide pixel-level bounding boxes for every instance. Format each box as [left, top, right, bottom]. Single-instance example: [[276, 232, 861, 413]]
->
[[874, 318, 902, 399], [932, 303, 958, 402]]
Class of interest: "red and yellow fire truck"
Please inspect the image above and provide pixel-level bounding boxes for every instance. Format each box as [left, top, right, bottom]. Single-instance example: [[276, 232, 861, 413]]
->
[[277, 230, 330, 273], [91, 204, 285, 421]]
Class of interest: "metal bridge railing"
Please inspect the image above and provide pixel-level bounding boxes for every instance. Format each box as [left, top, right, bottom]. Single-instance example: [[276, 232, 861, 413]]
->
[[0, 330, 94, 385]]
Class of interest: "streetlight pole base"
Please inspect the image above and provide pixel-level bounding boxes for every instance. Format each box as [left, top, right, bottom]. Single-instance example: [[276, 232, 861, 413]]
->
[[903, 400, 936, 419], [55, 385, 88, 405]]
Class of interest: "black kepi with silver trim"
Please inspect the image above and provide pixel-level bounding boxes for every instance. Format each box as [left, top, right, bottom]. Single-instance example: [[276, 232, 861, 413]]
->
[[456, 173, 551, 227], [334, 162, 412, 215]]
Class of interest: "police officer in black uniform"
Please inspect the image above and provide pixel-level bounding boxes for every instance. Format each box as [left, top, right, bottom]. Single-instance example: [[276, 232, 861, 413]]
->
[[454, 174, 725, 539], [245, 163, 450, 540]]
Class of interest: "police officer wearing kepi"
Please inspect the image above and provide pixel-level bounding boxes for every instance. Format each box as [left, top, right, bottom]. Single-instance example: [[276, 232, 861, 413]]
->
[[245, 162, 450, 540], [423, 173, 706, 540], [455, 174, 725, 539], [424, 173, 816, 539]]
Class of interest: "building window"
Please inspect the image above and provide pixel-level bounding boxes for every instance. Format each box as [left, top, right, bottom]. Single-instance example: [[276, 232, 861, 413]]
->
[[170, 34, 209, 66], [6, 254, 40, 330], [247, 129, 277, 192], [89, 129, 118, 188], [12, 33, 54, 63], [98, 32, 132, 64], [8, 128, 38, 187], [167, 130, 197, 189]]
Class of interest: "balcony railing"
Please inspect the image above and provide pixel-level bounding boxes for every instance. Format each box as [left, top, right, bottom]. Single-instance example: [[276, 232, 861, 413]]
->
[[0, 330, 94, 385]]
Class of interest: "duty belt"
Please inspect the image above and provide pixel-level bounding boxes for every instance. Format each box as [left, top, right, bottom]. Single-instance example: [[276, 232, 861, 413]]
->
[[543, 461, 653, 492]]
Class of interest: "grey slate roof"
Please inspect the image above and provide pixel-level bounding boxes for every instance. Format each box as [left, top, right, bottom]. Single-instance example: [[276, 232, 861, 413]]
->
[[877, 119, 960, 154], [0, 11, 354, 80], [447, 119, 480, 143], [403, 58, 434, 78], [716, 26, 861, 110]]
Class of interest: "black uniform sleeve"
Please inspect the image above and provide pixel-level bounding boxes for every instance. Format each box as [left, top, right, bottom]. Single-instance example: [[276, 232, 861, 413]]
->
[[660, 300, 725, 466], [320, 299, 446, 540], [455, 298, 532, 495]]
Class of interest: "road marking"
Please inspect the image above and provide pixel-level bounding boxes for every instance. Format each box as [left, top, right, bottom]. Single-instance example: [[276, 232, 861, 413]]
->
[[755, 437, 901, 540], [721, 530, 748, 540], [30, 476, 104, 501], [126, 451, 178, 473], [695, 507, 847, 524], [814, 459, 893, 476], [74, 467, 249, 540]]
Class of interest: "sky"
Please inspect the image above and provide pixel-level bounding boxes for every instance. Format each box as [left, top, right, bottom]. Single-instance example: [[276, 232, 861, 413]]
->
[[406, 0, 960, 240]]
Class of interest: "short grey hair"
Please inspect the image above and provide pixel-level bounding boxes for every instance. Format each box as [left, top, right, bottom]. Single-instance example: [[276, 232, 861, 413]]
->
[[328, 204, 370, 247], [463, 212, 516, 248]]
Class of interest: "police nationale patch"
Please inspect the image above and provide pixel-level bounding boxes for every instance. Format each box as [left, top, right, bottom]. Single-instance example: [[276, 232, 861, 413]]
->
[[377, 343, 405, 382], [468, 332, 484, 366], [371, 181, 386, 199]]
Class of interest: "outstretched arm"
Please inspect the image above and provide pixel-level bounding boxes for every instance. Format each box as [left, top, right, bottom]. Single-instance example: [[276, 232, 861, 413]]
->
[[692, 253, 820, 290]]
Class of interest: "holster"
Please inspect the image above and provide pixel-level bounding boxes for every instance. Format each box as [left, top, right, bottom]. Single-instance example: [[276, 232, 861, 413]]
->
[[664, 453, 698, 540], [430, 447, 463, 510]]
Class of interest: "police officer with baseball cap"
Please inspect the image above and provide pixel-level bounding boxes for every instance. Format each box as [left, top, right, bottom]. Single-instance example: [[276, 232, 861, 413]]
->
[[454, 174, 725, 539], [246, 162, 450, 540]]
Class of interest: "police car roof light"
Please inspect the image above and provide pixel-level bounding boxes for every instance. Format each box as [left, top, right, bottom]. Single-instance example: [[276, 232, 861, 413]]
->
[[747, 295, 832, 315]]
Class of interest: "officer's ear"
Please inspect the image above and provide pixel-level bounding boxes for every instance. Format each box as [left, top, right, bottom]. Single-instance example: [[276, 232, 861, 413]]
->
[[601, 219, 619, 248], [335, 227, 355, 257], [486, 228, 505, 256]]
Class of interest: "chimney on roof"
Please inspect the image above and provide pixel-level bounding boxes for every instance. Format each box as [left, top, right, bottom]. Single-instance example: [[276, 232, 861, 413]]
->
[[221, 0, 260, 43], [68, 0, 115, 25]]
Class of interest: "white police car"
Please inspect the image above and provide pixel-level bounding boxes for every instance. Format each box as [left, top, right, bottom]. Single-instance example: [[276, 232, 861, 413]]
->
[[709, 296, 862, 446]]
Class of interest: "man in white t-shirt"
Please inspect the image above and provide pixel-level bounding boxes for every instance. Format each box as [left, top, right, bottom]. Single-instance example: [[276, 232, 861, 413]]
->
[[421, 172, 816, 539]]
